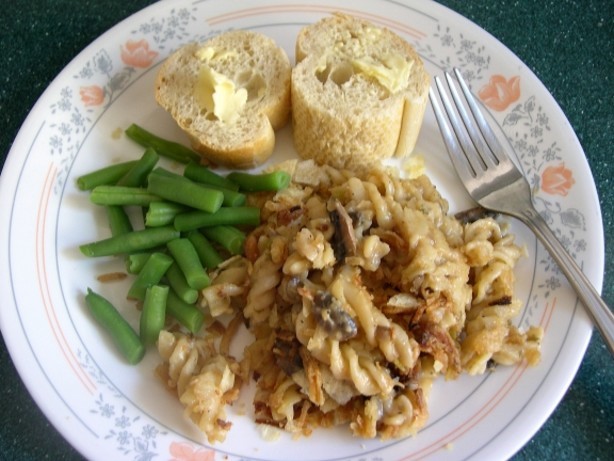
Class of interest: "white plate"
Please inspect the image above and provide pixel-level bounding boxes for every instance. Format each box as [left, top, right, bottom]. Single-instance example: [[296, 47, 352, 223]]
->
[[0, 1, 603, 460]]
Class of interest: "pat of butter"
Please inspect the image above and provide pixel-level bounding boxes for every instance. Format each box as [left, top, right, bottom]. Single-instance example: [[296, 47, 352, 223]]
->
[[352, 54, 413, 93], [194, 47, 246, 124]]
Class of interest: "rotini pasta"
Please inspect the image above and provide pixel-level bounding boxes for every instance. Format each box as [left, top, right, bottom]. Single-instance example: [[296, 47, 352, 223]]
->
[[199, 256, 250, 318], [244, 249, 283, 324], [155, 160, 543, 443], [156, 331, 241, 443]]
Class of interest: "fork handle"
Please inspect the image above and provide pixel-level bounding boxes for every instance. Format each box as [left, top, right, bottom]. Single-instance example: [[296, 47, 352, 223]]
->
[[521, 209, 614, 356]]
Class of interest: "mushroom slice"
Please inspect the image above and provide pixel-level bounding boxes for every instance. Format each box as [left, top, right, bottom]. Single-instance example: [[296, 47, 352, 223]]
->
[[330, 199, 357, 260], [312, 290, 358, 341]]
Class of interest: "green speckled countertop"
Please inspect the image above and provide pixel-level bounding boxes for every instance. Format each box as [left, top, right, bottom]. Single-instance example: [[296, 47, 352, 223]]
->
[[0, 0, 612, 459]]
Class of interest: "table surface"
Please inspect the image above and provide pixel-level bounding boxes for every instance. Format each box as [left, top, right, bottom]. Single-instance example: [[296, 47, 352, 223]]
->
[[1, 0, 612, 459]]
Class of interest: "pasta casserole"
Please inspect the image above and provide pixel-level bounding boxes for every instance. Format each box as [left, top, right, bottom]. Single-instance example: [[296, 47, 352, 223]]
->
[[155, 160, 543, 443]]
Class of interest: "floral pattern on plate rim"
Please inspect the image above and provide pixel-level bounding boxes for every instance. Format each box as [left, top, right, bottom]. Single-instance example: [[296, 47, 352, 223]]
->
[[36, 3, 588, 460]]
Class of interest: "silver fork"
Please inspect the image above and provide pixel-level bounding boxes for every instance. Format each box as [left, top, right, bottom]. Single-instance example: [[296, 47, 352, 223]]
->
[[430, 67, 614, 356]]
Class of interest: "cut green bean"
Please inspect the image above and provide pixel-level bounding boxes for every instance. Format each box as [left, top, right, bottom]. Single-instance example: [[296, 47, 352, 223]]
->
[[184, 162, 240, 191], [140, 284, 168, 346], [125, 253, 152, 274], [84, 288, 144, 364], [90, 185, 160, 207], [149, 166, 183, 179], [174, 207, 260, 232], [167, 238, 210, 290], [80, 226, 180, 257], [201, 225, 246, 255], [147, 170, 224, 213], [166, 289, 206, 334], [205, 185, 246, 207], [105, 205, 133, 236], [226, 170, 291, 192], [155, 166, 244, 206], [116, 147, 159, 187], [127, 252, 173, 300], [145, 201, 189, 227], [76, 160, 138, 191], [125, 123, 201, 164], [187, 231, 224, 269], [165, 262, 199, 304]]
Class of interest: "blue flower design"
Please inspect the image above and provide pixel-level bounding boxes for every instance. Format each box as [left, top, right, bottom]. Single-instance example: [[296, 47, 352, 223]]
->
[[116, 414, 132, 429], [93, 50, 114, 75]]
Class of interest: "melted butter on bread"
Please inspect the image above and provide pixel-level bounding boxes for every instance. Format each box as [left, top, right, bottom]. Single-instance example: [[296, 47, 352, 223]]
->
[[352, 54, 413, 94], [318, 27, 414, 94], [195, 46, 247, 124], [315, 53, 413, 94]]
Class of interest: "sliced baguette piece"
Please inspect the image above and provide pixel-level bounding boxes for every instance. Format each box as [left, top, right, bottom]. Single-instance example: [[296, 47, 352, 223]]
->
[[291, 13, 430, 170], [155, 30, 291, 169]]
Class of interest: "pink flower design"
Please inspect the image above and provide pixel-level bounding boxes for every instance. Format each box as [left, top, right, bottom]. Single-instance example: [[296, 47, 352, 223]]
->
[[169, 441, 216, 461], [79, 85, 105, 106], [478, 75, 520, 111], [541, 163, 575, 196], [120, 39, 158, 68]]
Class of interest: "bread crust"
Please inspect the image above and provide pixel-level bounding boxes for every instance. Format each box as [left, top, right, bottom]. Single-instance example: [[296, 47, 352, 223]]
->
[[291, 13, 430, 170], [155, 31, 291, 168]]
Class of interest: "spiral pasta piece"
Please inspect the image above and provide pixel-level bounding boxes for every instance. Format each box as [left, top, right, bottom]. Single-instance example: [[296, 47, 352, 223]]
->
[[157, 331, 239, 443], [244, 249, 283, 324], [157, 330, 212, 396], [180, 355, 237, 443], [329, 340, 397, 396]]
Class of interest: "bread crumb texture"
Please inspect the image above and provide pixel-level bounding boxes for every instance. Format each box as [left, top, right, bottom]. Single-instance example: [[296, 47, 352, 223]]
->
[[155, 30, 291, 168], [291, 13, 430, 170]]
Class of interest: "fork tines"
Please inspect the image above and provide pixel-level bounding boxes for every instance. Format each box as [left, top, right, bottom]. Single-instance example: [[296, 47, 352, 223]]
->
[[429, 68, 510, 179]]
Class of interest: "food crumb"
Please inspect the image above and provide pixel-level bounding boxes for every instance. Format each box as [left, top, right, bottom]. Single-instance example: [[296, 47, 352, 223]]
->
[[444, 442, 454, 451], [258, 424, 282, 442], [111, 127, 123, 140], [97, 272, 128, 282], [403, 154, 425, 178], [234, 401, 247, 416]]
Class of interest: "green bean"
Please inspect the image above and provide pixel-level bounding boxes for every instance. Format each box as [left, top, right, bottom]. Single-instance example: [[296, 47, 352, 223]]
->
[[76, 160, 138, 191], [144, 166, 243, 206], [167, 238, 210, 290], [166, 289, 206, 334], [116, 147, 159, 187], [127, 252, 173, 300], [183, 162, 240, 191], [226, 170, 291, 192], [105, 205, 133, 236], [174, 207, 260, 232], [204, 185, 246, 207], [80, 226, 180, 257], [145, 201, 189, 227], [84, 288, 144, 364], [140, 285, 168, 346], [187, 231, 223, 269], [125, 253, 152, 274], [201, 225, 246, 255], [149, 166, 183, 179], [147, 170, 224, 213], [165, 262, 199, 304], [90, 185, 160, 207], [125, 123, 201, 164]]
